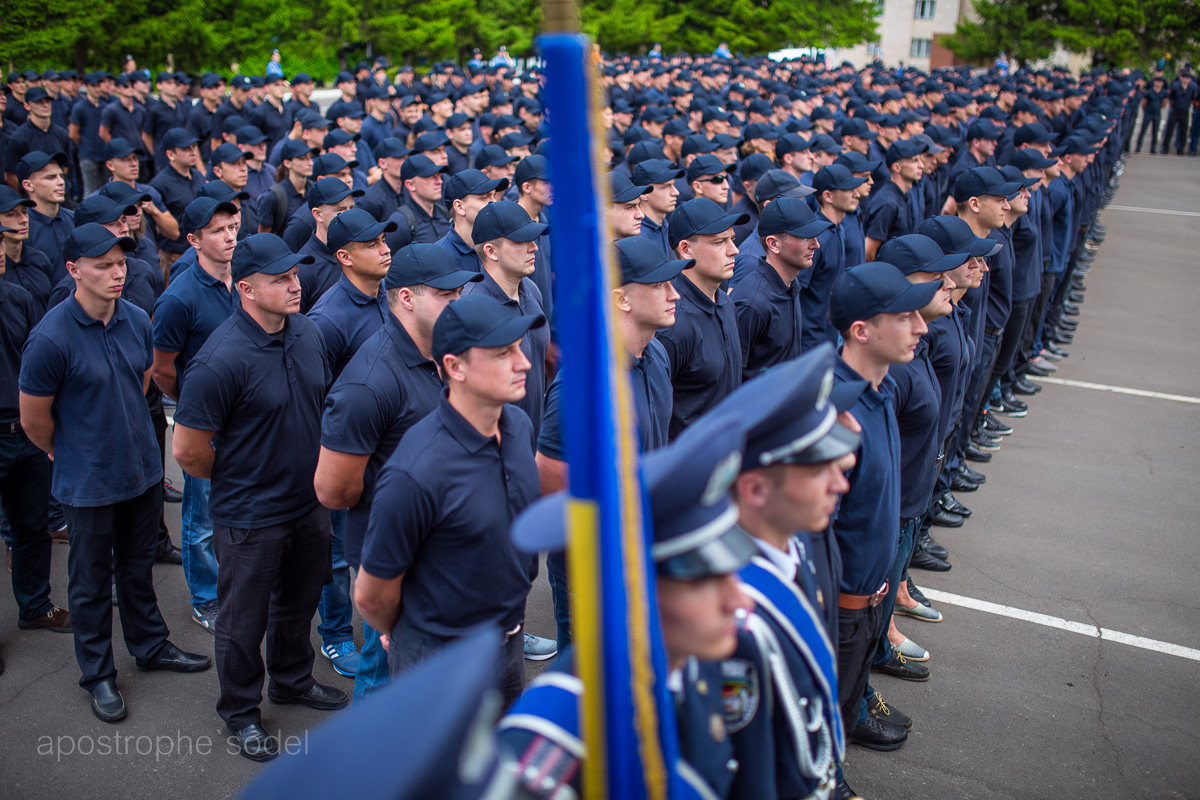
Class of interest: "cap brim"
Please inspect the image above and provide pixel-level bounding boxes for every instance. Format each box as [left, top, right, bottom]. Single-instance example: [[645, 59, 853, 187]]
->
[[258, 252, 316, 276], [778, 421, 861, 465], [648, 169, 686, 183], [693, 211, 751, 237], [0, 198, 36, 213], [77, 235, 137, 259], [657, 524, 758, 580], [504, 220, 549, 243], [334, 219, 399, 251], [929, 251, 970, 272], [779, 184, 817, 199], [425, 269, 485, 290], [613, 185, 653, 203], [882, 278, 942, 315], [474, 312, 547, 349], [630, 258, 695, 284], [778, 219, 834, 239]]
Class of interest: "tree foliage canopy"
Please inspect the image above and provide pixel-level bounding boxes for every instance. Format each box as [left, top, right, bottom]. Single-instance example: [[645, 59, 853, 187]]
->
[[0, 0, 877, 78]]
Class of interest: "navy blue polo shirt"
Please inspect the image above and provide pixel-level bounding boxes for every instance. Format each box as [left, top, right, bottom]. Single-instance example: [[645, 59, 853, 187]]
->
[[50, 255, 161, 319], [133, 233, 158, 267], [27, 206, 75, 284], [282, 205, 317, 251], [152, 260, 235, 388], [460, 270, 550, 438], [889, 338, 942, 519], [401, 193, 453, 244], [730, 233, 764, 289], [4, 122, 71, 180], [435, 227, 482, 273], [800, 212, 846, 351], [3, 247, 55, 321], [307, 274, 388, 382], [149, 166, 205, 254], [297, 234, 342, 313], [100, 100, 146, 148], [831, 358, 900, 596], [655, 273, 743, 440], [730, 256, 804, 381], [730, 195, 759, 246], [361, 178, 404, 223], [926, 302, 973, 445], [325, 98, 365, 123], [70, 96, 107, 161], [321, 313, 443, 568], [143, 98, 192, 170], [250, 101, 288, 149], [985, 225, 1014, 330], [245, 165, 272, 202], [0, 280, 36, 423], [360, 115, 391, 154], [19, 297, 162, 507], [213, 98, 252, 140], [445, 144, 472, 175], [905, 176, 927, 229], [283, 98, 320, 129], [841, 209, 866, 268], [360, 395, 539, 638], [638, 215, 671, 255], [538, 337, 672, 461], [186, 103, 219, 161], [1010, 205, 1042, 303], [529, 212, 555, 323], [862, 179, 912, 244], [173, 306, 330, 528]]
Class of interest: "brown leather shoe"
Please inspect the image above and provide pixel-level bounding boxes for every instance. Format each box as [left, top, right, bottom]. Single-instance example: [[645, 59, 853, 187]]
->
[[19, 606, 72, 633], [49, 524, 69, 543]]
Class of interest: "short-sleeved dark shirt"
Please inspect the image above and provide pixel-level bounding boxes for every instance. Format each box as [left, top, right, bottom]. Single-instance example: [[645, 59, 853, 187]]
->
[[435, 227, 483, 274], [100, 100, 147, 149], [0, 280, 37, 423], [889, 338, 942, 519], [360, 396, 539, 639], [256, 181, 307, 237], [1010, 206, 1042, 303], [143, 98, 193, 170], [730, 256, 805, 380], [250, 101, 288, 150], [862, 179, 911, 244], [655, 274, 743, 440], [841, 209, 867, 268], [186, 103, 220, 162], [360, 178, 404, 223], [18, 297, 162, 506], [638, 215, 671, 255], [26, 206, 75, 284], [985, 225, 1014, 330], [4, 122, 71, 180], [401, 194, 453, 244], [2, 247, 55, 321], [297, 234, 342, 313], [926, 301, 973, 444], [800, 212, 846, 351], [149, 165, 205, 253], [70, 96, 107, 161], [152, 261, 235, 388], [307, 274, 388, 382], [173, 307, 330, 528]]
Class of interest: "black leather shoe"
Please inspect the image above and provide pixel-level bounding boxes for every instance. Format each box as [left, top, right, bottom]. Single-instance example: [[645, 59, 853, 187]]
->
[[907, 578, 931, 607], [960, 464, 987, 484], [156, 544, 183, 565], [268, 682, 349, 711], [90, 678, 126, 723], [919, 531, 949, 560], [848, 714, 909, 751], [1058, 316, 1079, 330], [984, 414, 1013, 435], [137, 642, 212, 673], [965, 442, 993, 462], [1013, 377, 1042, 396], [941, 494, 972, 517], [162, 479, 183, 503], [231, 724, 279, 762], [1026, 361, 1053, 377], [1062, 302, 1081, 317], [951, 474, 980, 492], [1068, 290, 1085, 304], [1048, 328, 1074, 345], [837, 778, 865, 800], [928, 507, 963, 528], [872, 650, 930, 681], [868, 690, 913, 730], [910, 547, 952, 571]]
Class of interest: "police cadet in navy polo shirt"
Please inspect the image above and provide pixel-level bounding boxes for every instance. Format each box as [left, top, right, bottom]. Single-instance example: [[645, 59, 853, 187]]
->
[[608, 171, 652, 240], [173, 233, 347, 761], [436, 168, 506, 273], [657, 197, 743, 440], [825, 262, 941, 763], [536, 236, 687, 648], [632, 158, 685, 255], [206, 143, 259, 237], [863, 138, 927, 261], [316, 243, 481, 700], [461, 201, 551, 437], [801, 164, 865, 352], [70, 73, 111, 196], [143, 72, 193, 173], [148, 128, 205, 276], [257, 138, 316, 236], [19, 152, 74, 282], [280, 152, 358, 251], [501, 424, 756, 799], [19, 224, 210, 723], [102, 138, 181, 249], [295, 176, 362, 312], [0, 221, 73, 667], [250, 74, 289, 150], [513, 155, 555, 321], [355, 293, 545, 706], [358, 137, 410, 222], [0, 186, 55, 319], [990, 166, 1044, 404], [4, 87, 71, 192], [731, 196, 826, 379], [393, 154, 453, 244], [187, 73, 225, 160], [100, 75, 147, 155]]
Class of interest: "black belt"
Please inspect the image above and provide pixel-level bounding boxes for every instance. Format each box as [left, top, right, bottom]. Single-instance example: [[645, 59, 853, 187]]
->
[[3, 421, 20, 434]]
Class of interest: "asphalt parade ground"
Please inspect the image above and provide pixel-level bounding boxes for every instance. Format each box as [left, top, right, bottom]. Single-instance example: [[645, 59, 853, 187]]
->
[[1, 153, 1198, 799]]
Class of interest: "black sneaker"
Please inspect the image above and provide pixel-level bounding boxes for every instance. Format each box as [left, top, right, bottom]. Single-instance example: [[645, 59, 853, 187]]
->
[[907, 578, 931, 607], [971, 430, 1001, 451], [960, 464, 987, 484], [989, 396, 1028, 418], [983, 414, 1013, 435], [868, 691, 913, 730]]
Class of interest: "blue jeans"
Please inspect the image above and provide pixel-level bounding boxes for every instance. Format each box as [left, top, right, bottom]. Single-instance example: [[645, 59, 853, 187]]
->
[[874, 516, 921, 667], [353, 617, 390, 703], [548, 552, 571, 649], [317, 508, 354, 645], [181, 474, 218, 608]]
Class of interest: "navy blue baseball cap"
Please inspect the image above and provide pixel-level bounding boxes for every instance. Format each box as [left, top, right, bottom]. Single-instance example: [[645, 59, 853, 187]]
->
[[952, 166, 1022, 202], [812, 164, 867, 195], [385, 243, 484, 291], [290, 72, 314, 86], [210, 143, 248, 164], [313, 153, 359, 178], [161, 128, 199, 151], [432, 293, 546, 363], [327, 208, 399, 252], [16, 151, 67, 182], [199, 73, 225, 89], [840, 118, 877, 139], [925, 124, 963, 149], [966, 119, 1003, 141], [498, 132, 535, 150], [181, 197, 240, 235], [1000, 164, 1041, 191], [445, 112, 472, 130], [611, 172, 652, 203], [230, 75, 252, 90], [308, 176, 363, 207], [615, 236, 694, 284], [739, 153, 776, 183], [373, 137, 410, 160], [668, 198, 749, 249], [443, 169, 508, 202], [235, 125, 268, 146], [809, 133, 843, 155], [98, 181, 151, 206], [632, 159, 685, 186], [776, 133, 814, 159], [741, 122, 780, 142], [323, 129, 360, 150], [1014, 122, 1057, 146], [885, 137, 929, 166], [626, 140, 666, 168], [280, 139, 320, 161], [1061, 135, 1099, 155], [834, 151, 882, 173], [103, 138, 145, 160], [74, 194, 138, 227], [829, 262, 942, 331], [231, 233, 314, 281], [513, 155, 549, 187], [401, 154, 449, 182], [915, 215, 1002, 258], [298, 112, 332, 131], [681, 134, 719, 158], [472, 201, 548, 244], [198, 181, 250, 203], [23, 87, 51, 104], [877, 233, 969, 275], [511, 423, 755, 580], [759, 196, 833, 239], [474, 145, 519, 169], [64, 223, 136, 262], [413, 130, 451, 152], [685, 154, 735, 184], [0, 186, 35, 213], [754, 169, 816, 204], [1011, 149, 1057, 170]]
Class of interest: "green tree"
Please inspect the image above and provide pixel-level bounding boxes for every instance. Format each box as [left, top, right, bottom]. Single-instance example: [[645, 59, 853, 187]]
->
[[943, 0, 1059, 67]]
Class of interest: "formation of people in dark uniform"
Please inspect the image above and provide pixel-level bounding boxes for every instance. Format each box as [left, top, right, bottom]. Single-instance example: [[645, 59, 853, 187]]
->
[[0, 48, 1144, 799]]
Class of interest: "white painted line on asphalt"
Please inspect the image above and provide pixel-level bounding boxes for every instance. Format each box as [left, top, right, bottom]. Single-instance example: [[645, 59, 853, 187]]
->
[[1106, 204, 1200, 217], [921, 588, 1200, 663], [1037, 376, 1200, 405]]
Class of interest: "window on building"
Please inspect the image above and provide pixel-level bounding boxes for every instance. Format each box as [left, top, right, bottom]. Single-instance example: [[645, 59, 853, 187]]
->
[[874, 1, 885, 15], [914, 0, 936, 19], [910, 38, 932, 57]]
